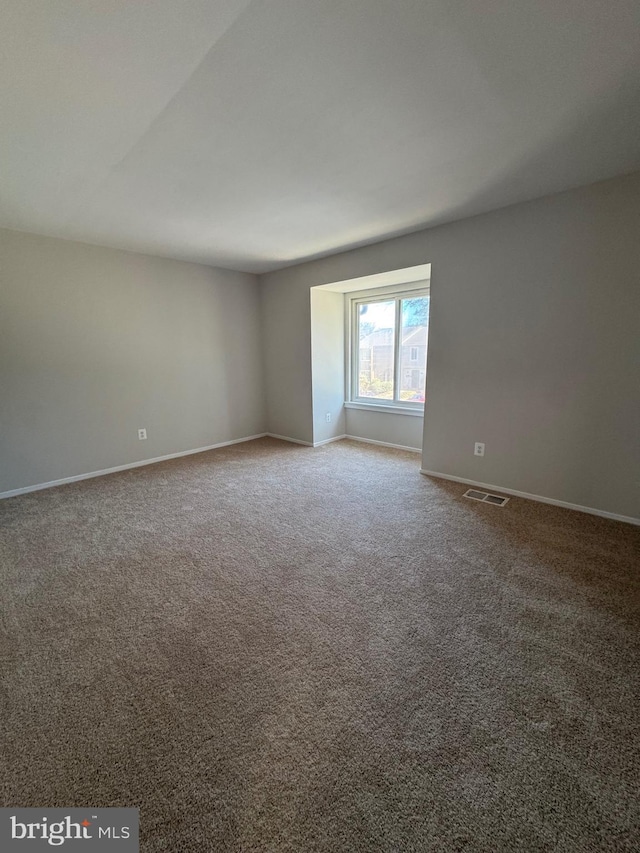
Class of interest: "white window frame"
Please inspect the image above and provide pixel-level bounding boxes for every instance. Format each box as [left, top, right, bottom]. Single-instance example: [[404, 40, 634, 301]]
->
[[346, 283, 429, 415]]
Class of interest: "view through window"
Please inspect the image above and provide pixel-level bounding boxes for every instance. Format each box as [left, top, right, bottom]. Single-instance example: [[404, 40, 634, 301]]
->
[[353, 290, 429, 407]]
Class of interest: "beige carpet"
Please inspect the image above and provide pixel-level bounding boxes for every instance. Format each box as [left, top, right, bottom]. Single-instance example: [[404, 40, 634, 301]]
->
[[1, 437, 639, 851]]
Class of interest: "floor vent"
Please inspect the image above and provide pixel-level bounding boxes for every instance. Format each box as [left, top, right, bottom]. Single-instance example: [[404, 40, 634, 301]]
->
[[463, 489, 509, 506]]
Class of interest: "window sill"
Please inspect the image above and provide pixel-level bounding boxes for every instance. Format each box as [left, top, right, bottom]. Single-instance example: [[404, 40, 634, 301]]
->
[[344, 401, 425, 417]]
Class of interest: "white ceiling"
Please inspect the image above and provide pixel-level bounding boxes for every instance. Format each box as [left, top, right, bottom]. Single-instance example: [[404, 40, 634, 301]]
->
[[2, 0, 639, 273]]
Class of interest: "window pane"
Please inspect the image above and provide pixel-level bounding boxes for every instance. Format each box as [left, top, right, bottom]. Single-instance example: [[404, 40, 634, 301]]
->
[[357, 300, 395, 399], [399, 296, 429, 402]]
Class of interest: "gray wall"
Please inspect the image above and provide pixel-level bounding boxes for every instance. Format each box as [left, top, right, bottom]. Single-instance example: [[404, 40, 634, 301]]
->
[[0, 229, 265, 492], [345, 409, 423, 451], [260, 172, 640, 520], [310, 289, 346, 444], [259, 271, 314, 443]]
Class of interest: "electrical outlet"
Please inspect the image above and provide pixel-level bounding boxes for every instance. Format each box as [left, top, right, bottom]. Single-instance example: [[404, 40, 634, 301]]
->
[[138, 428, 147, 441], [325, 413, 332, 423], [474, 442, 485, 457]]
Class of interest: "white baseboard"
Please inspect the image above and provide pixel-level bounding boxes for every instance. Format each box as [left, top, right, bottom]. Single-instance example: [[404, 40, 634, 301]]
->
[[268, 432, 420, 453], [345, 435, 422, 453], [267, 432, 421, 454], [420, 469, 640, 527], [266, 433, 314, 447], [313, 434, 347, 447], [0, 433, 268, 500]]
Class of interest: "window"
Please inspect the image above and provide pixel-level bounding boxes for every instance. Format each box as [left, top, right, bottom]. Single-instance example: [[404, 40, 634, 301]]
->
[[349, 288, 429, 410]]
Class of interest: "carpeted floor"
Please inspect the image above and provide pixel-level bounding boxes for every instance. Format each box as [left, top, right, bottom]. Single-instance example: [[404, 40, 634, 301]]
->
[[1, 437, 639, 851]]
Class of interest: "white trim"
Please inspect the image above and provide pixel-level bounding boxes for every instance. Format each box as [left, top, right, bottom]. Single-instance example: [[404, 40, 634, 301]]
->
[[420, 469, 640, 527], [345, 401, 424, 417], [266, 433, 314, 447], [345, 435, 421, 453], [0, 434, 269, 500], [313, 434, 348, 447]]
